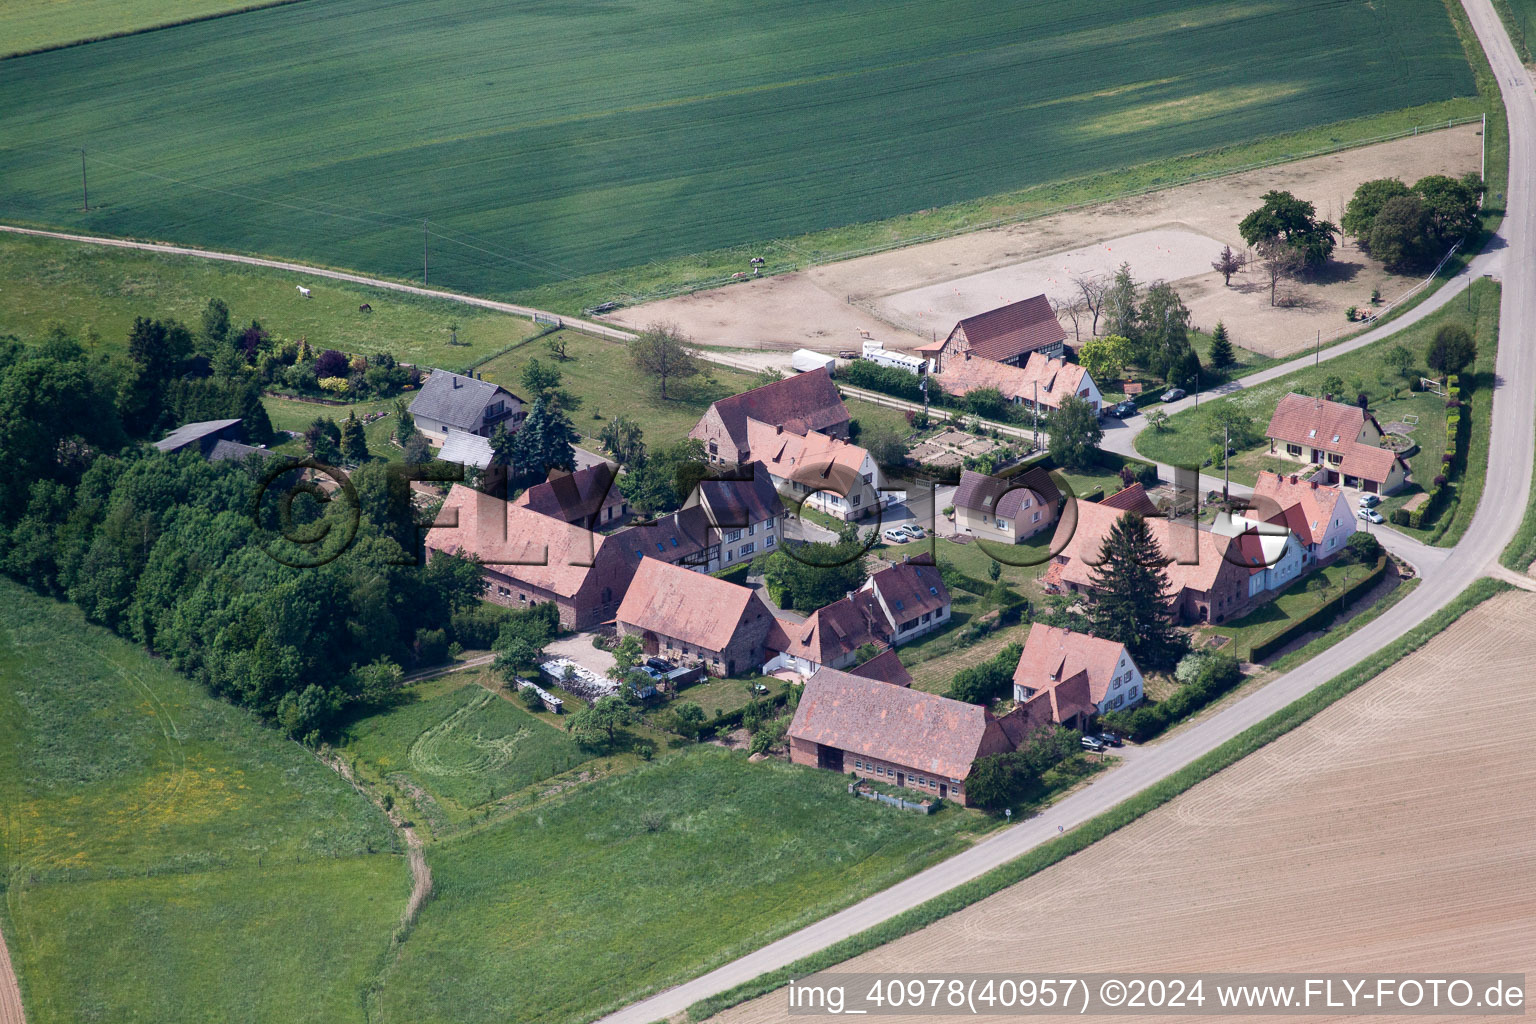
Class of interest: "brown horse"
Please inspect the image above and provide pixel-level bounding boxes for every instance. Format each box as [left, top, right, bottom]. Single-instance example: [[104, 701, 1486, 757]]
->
[[359, 303, 372, 313]]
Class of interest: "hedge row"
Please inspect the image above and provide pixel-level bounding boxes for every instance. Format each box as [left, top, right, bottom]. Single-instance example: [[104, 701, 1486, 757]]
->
[[1247, 556, 1389, 662], [1100, 652, 1243, 743], [1403, 375, 1467, 529]]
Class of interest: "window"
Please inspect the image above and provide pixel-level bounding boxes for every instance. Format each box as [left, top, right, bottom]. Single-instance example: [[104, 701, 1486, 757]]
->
[[1307, 429, 1317, 438], [765, 535, 775, 547], [1128, 686, 1139, 701], [1112, 696, 1124, 709], [929, 586, 938, 595], [747, 523, 756, 536], [670, 537, 678, 547], [852, 494, 862, 507], [997, 519, 1008, 530], [739, 542, 755, 556], [876, 766, 885, 776], [862, 473, 872, 484], [894, 599, 903, 611], [1022, 497, 1031, 508], [922, 612, 931, 623], [854, 759, 864, 770], [725, 529, 741, 542], [519, 594, 527, 603], [724, 549, 733, 561], [1032, 510, 1041, 523], [708, 440, 718, 455], [1286, 443, 1303, 457], [635, 550, 643, 558]]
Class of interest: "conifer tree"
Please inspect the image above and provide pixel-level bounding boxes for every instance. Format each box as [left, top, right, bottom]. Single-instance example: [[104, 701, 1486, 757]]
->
[[1087, 512, 1188, 670], [1208, 321, 1234, 369]]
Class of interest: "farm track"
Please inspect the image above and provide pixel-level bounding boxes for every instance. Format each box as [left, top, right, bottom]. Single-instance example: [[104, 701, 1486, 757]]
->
[[0, 919, 22, 1024]]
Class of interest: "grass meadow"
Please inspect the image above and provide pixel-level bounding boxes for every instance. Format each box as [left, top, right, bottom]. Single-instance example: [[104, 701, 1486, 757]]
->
[[341, 676, 588, 828], [369, 745, 985, 1024], [0, 0, 1475, 304], [0, 581, 406, 1024], [0, 231, 541, 367]]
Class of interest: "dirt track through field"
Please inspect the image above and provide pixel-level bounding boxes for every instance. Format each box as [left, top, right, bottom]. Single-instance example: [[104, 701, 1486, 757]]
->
[[0, 920, 23, 1024], [710, 590, 1536, 1023]]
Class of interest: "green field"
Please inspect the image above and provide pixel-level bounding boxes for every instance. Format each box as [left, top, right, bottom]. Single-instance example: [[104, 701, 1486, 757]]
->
[[369, 745, 982, 1024], [0, 0, 286, 57], [342, 677, 588, 826], [0, 0, 1475, 303], [0, 580, 406, 1024], [0, 231, 540, 366]]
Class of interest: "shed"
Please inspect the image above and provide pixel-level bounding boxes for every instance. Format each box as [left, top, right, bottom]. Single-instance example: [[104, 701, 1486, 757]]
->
[[791, 349, 835, 374]]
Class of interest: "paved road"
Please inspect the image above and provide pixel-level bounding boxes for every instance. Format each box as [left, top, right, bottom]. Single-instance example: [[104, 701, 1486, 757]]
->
[[598, 4, 1535, 1021]]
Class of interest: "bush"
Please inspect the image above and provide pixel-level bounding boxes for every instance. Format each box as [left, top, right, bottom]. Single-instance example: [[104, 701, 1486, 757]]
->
[[520, 685, 544, 711], [1408, 507, 1426, 529], [1391, 508, 1410, 526], [1433, 474, 1448, 487], [1104, 651, 1243, 742], [413, 627, 449, 666], [1345, 531, 1382, 562], [947, 643, 1023, 705]]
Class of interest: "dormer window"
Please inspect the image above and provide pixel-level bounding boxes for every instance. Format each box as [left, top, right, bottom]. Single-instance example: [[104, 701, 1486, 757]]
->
[[1307, 429, 1316, 438]]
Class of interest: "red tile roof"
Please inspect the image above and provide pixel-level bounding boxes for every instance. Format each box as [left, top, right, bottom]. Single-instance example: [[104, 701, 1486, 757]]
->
[[847, 649, 913, 687], [748, 420, 871, 482], [1027, 669, 1095, 726], [1250, 471, 1346, 547], [1099, 482, 1159, 515], [426, 485, 611, 597], [788, 668, 1010, 780], [1012, 623, 1131, 706], [949, 294, 1066, 363], [704, 367, 849, 452], [952, 466, 1060, 520], [1338, 442, 1404, 483], [614, 505, 715, 568], [768, 591, 887, 665], [512, 462, 622, 526], [1265, 393, 1368, 455], [868, 555, 950, 622], [617, 557, 765, 652], [693, 462, 785, 527], [934, 351, 1090, 410], [1055, 499, 1241, 598]]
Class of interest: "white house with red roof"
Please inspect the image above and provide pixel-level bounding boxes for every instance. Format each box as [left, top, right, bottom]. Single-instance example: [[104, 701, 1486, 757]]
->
[[1248, 470, 1356, 563], [746, 419, 887, 521], [1264, 393, 1408, 494], [1011, 623, 1145, 722], [934, 350, 1102, 416]]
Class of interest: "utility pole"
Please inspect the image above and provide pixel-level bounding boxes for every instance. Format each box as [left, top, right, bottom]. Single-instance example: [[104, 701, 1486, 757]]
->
[[423, 219, 429, 285], [1223, 424, 1230, 502], [1194, 368, 1199, 411], [80, 149, 88, 212], [1032, 381, 1040, 452], [1315, 329, 1320, 368]]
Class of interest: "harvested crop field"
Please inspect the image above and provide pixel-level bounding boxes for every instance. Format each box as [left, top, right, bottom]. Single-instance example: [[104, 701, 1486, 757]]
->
[[709, 588, 1536, 1023], [0, 0, 1473, 298], [619, 123, 1484, 358]]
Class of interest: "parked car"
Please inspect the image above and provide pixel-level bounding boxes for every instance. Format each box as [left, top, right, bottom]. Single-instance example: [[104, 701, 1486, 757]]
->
[[645, 657, 674, 673], [1358, 493, 1381, 508], [1081, 735, 1107, 752], [882, 527, 909, 544], [838, 349, 859, 359], [750, 681, 770, 695], [1160, 388, 1186, 403], [899, 523, 926, 539], [1097, 732, 1123, 747], [1357, 508, 1385, 524], [634, 665, 664, 682], [1107, 400, 1138, 418]]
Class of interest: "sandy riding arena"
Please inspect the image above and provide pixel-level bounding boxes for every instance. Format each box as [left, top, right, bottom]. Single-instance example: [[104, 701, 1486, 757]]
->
[[709, 588, 1536, 1024], [614, 123, 1483, 359]]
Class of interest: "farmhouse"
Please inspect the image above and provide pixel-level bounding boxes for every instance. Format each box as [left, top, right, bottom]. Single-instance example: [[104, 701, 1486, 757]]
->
[[513, 462, 628, 529], [1047, 499, 1255, 625], [787, 668, 1013, 806], [952, 466, 1060, 543], [1249, 471, 1356, 563], [916, 294, 1067, 371], [684, 463, 787, 570], [748, 420, 888, 521], [616, 558, 774, 676], [611, 505, 717, 571], [425, 485, 637, 629], [155, 418, 245, 456], [410, 369, 525, 443], [933, 350, 1102, 415], [1264, 393, 1408, 494], [1012, 624, 1145, 724], [764, 555, 951, 676], [690, 366, 849, 466]]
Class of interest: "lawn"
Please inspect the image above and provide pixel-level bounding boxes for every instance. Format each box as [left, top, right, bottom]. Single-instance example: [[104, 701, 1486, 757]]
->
[[0, 232, 541, 366], [341, 676, 589, 827], [369, 745, 984, 1024], [678, 674, 787, 718], [0, 580, 405, 1024], [476, 329, 760, 447], [1197, 558, 1390, 662], [0, 0, 1475, 305], [1136, 278, 1500, 543]]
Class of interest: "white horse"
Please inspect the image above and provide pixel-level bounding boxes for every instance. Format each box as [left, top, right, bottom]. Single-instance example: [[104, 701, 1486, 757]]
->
[[296, 286, 311, 298]]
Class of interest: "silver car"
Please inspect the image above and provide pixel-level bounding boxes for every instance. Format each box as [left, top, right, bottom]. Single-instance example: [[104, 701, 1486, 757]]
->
[[1356, 508, 1384, 524]]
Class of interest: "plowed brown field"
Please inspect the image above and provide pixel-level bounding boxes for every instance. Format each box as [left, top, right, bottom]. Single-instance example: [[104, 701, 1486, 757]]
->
[[710, 589, 1536, 1024]]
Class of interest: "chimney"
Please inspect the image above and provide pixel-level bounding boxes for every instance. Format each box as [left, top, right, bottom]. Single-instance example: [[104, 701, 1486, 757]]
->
[[1289, 474, 1298, 485], [1309, 480, 1317, 490], [964, 351, 972, 360], [776, 424, 783, 435], [452, 377, 461, 389]]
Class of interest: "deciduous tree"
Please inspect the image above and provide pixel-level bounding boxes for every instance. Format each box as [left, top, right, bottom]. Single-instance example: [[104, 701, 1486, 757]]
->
[[1342, 177, 1411, 242], [1426, 322, 1476, 376], [1047, 394, 1103, 473], [629, 321, 700, 400], [1239, 190, 1337, 270], [1211, 245, 1247, 286]]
